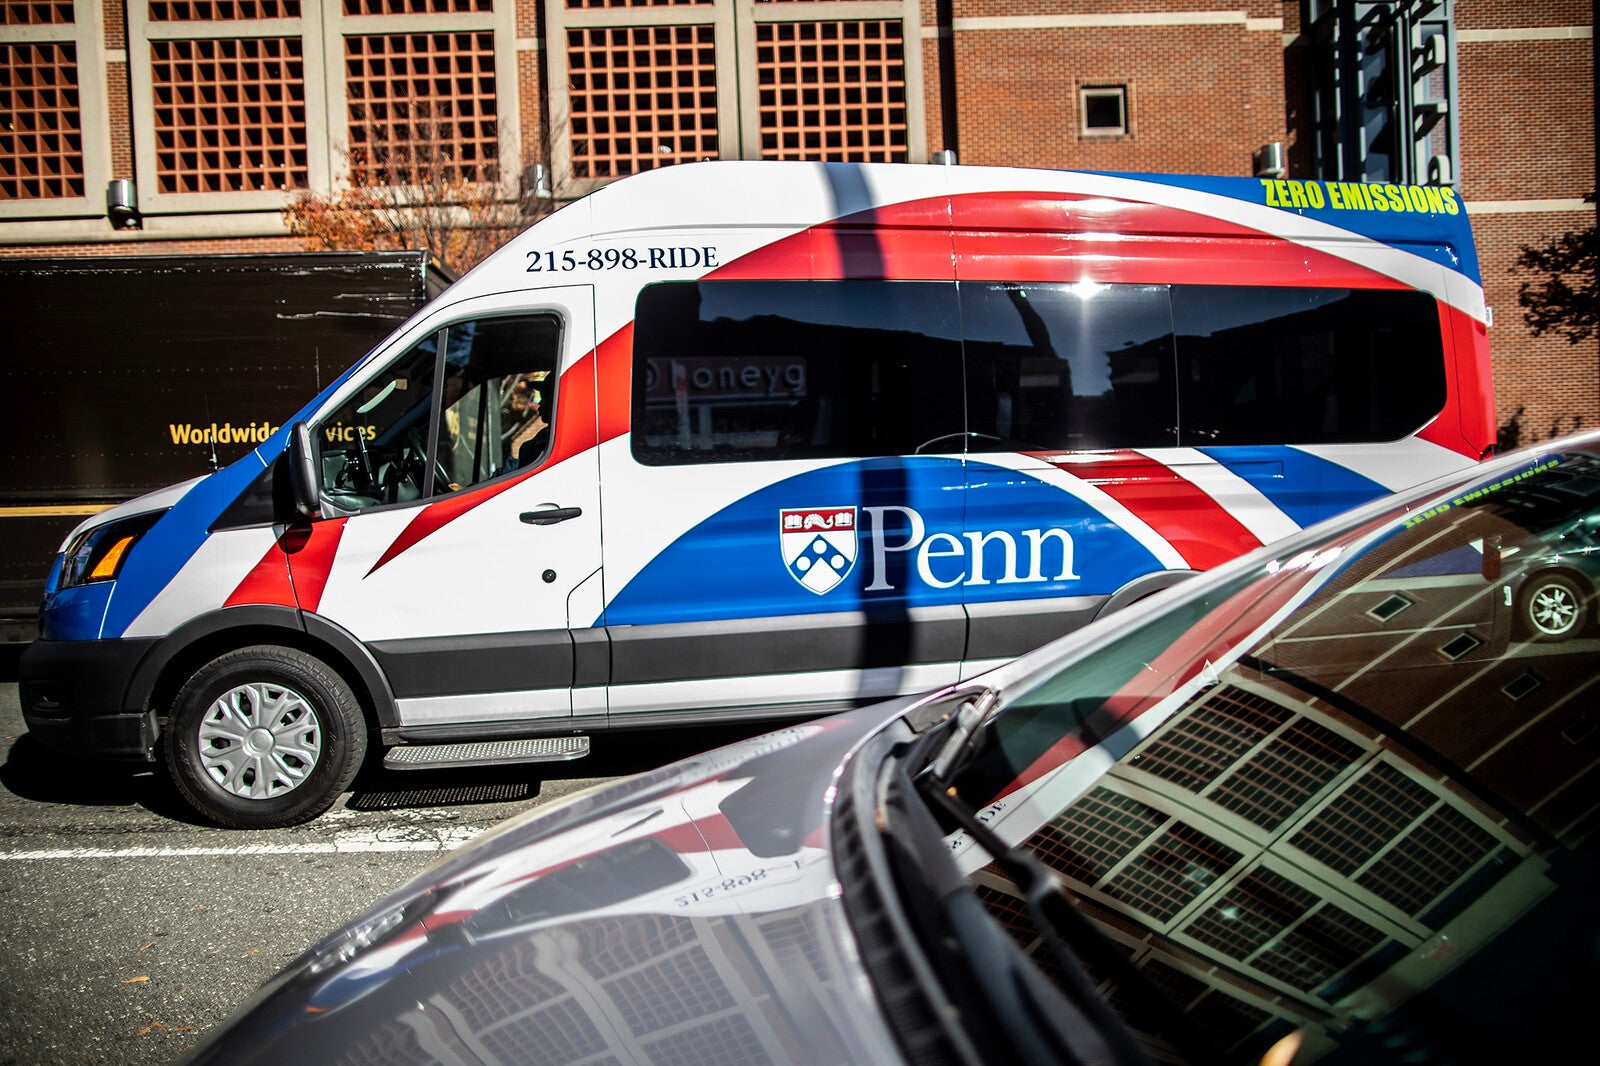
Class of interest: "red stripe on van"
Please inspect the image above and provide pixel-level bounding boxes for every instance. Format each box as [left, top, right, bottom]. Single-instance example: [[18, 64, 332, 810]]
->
[[285, 518, 346, 614], [1057, 451, 1263, 570], [224, 543, 296, 609], [1420, 302, 1496, 458]]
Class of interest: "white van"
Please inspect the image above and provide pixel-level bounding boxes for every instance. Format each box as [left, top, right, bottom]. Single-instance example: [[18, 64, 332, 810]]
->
[[20, 162, 1496, 827]]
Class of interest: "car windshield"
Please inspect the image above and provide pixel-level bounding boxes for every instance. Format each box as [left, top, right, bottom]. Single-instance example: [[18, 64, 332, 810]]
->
[[930, 442, 1600, 1063]]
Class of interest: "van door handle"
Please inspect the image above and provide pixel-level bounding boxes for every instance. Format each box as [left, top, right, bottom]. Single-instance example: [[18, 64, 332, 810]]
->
[[520, 506, 582, 526], [520, 506, 583, 526]]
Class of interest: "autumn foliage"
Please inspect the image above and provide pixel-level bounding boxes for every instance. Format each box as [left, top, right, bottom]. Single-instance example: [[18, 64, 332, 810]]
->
[[284, 111, 544, 276]]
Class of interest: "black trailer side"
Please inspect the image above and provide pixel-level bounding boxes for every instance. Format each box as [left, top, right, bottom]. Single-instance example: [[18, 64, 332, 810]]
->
[[0, 251, 448, 641]]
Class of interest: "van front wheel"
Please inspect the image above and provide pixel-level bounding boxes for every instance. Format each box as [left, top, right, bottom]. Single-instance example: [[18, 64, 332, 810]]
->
[[163, 646, 366, 828]]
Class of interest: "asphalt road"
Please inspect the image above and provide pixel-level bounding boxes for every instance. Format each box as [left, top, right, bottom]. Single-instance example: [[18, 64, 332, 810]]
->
[[0, 645, 770, 1065]]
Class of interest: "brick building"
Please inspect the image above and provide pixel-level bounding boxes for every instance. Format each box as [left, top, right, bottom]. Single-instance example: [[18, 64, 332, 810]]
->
[[1, 1, 1593, 444]]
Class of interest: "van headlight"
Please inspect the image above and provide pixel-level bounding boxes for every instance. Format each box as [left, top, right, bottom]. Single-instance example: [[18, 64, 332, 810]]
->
[[59, 511, 164, 589]]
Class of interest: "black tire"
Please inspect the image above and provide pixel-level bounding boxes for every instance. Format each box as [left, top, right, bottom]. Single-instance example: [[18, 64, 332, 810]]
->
[[163, 645, 367, 828], [1518, 572, 1590, 642]]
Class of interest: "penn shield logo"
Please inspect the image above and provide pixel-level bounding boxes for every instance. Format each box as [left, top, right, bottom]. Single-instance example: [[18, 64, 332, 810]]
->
[[781, 507, 858, 594]]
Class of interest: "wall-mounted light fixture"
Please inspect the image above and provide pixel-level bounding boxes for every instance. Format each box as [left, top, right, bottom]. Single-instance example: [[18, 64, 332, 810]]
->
[[106, 179, 141, 229]]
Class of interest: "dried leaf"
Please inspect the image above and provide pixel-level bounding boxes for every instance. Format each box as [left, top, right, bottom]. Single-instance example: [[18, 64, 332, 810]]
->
[[139, 941, 156, 951], [121, 975, 150, 984]]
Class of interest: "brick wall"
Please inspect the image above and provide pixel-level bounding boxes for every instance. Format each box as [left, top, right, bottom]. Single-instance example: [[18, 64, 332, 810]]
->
[[1456, 1, 1597, 445]]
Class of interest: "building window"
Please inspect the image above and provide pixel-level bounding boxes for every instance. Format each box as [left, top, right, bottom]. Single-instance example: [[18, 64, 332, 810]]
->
[[345, 31, 500, 186], [756, 19, 908, 162], [149, 36, 308, 194], [0, 40, 84, 199], [565, 23, 720, 180], [1080, 84, 1127, 136], [545, 0, 925, 198]]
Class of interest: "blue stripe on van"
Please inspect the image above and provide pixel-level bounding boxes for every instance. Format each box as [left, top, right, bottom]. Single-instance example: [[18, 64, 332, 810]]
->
[[98, 445, 279, 639], [603, 457, 1162, 626], [1099, 171, 1481, 286], [1202, 446, 1391, 531]]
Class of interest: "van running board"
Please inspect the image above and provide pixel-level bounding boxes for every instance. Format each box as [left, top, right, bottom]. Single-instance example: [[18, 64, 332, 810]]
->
[[383, 736, 590, 771]]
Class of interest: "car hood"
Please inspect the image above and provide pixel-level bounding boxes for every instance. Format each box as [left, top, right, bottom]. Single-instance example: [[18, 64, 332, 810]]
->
[[183, 702, 917, 1065]]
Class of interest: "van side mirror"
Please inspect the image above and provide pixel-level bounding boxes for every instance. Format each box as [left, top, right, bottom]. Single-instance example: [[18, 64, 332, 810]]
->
[[289, 421, 323, 521]]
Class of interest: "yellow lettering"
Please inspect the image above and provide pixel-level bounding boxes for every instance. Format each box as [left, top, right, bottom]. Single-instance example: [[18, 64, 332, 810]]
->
[[1440, 187, 1461, 214], [1385, 185, 1408, 211], [1287, 181, 1309, 208], [1305, 181, 1326, 209], [1262, 179, 1280, 207], [1423, 186, 1446, 212]]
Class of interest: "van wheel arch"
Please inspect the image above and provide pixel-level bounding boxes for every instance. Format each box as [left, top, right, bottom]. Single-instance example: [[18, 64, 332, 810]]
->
[[139, 610, 397, 747]]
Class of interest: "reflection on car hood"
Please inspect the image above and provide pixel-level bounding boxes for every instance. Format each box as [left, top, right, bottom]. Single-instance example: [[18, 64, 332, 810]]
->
[[183, 703, 914, 1066]]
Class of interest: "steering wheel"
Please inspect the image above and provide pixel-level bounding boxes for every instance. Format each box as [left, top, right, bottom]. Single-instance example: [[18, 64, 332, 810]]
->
[[404, 427, 456, 494]]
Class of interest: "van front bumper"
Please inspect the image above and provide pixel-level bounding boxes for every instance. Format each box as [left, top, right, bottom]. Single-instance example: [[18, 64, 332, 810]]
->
[[19, 637, 161, 761]]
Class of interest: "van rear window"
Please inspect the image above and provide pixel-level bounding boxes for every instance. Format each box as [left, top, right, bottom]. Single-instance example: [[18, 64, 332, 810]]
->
[[632, 280, 1448, 464]]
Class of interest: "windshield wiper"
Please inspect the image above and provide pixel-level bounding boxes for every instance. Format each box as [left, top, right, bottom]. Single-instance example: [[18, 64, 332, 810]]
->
[[917, 734, 1231, 1066]]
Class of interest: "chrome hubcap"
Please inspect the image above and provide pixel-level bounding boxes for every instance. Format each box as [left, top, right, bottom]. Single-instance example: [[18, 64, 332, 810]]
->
[[1530, 585, 1578, 636], [198, 682, 322, 800]]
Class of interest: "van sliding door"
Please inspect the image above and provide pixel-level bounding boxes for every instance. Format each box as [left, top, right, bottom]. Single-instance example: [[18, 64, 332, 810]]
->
[[957, 281, 1184, 670]]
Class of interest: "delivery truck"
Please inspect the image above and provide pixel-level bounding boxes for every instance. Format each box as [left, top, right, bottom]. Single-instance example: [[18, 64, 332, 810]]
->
[[0, 251, 449, 641]]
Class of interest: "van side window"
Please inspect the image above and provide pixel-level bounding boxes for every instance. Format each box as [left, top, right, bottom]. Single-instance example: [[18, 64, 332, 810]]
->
[[317, 314, 561, 511], [631, 280, 965, 464], [1171, 286, 1446, 446], [434, 315, 562, 493], [961, 283, 1178, 450]]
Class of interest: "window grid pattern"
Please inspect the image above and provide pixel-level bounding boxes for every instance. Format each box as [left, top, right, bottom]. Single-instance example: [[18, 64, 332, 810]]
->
[[1029, 787, 1168, 885], [150, 36, 308, 193], [481, 995, 612, 1063], [1288, 762, 1435, 876], [1206, 718, 1361, 831], [755, 19, 907, 162], [148, 1, 301, 18], [565, 24, 719, 180], [975, 883, 1035, 948], [1103, 822, 1242, 923], [1355, 805, 1498, 916], [345, 0, 492, 14], [0, 41, 84, 199], [757, 913, 828, 983], [345, 32, 499, 185], [327, 1016, 440, 1066], [639, 1014, 772, 1066], [1249, 903, 1386, 992], [1186, 988, 1274, 1052], [604, 946, 735, 1037], [2, 1, 73, 22], [439, 942, 568, 1031], [1138, 957, 1208, 1008], [1132, 688, 1292, 793], [580, 915, 698, 978], [1183, 868, 1316, 962]]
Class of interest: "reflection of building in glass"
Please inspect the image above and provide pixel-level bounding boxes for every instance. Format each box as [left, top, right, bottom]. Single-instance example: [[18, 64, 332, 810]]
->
[[319, 909, 858, 1066], [974, 654, 1581, 1060]]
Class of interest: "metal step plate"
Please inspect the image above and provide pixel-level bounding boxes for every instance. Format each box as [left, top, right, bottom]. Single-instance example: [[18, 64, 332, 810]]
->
[[383, 736, 591, 771]]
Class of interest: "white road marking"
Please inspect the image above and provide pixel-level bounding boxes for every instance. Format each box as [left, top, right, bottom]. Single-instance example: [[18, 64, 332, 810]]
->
[[0, 826, 490, 861]]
